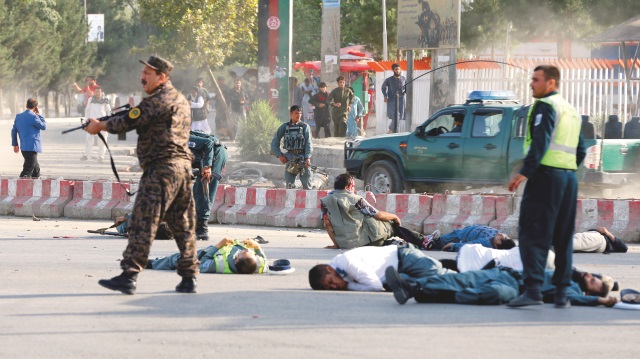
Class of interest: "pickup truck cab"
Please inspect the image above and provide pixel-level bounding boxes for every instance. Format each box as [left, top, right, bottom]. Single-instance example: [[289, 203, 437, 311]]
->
[[344, 91, 640, 194]]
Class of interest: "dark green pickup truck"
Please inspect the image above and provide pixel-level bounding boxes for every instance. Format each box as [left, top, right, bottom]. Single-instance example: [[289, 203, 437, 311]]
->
[[344, 91, 640, 194]]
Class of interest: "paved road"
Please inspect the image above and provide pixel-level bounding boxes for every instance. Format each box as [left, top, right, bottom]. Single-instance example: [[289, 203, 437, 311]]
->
[[1, 217, 639, 358]]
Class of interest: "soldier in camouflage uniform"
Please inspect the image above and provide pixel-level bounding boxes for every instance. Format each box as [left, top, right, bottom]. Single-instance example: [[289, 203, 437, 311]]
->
[[85, 56, 199, 295], [271, 105, 313, 189]]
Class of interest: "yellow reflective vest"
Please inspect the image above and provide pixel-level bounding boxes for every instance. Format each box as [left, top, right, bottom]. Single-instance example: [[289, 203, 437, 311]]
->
[[524, 93, 581, 170]]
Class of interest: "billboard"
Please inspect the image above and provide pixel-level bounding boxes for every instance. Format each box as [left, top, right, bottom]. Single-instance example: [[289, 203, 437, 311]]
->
[[87, 14, 104, 42], [398, 0, 460, 50]]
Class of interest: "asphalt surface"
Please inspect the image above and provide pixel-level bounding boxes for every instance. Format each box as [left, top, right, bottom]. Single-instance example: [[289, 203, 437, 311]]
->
[[1, 217, 639, 358]]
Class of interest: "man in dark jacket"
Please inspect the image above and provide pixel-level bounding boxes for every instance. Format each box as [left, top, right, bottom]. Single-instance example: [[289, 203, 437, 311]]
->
[[308, 82, 331, 138]]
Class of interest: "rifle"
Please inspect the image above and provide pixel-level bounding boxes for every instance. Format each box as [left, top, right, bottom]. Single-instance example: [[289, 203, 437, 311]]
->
[[61, 103, 136, 197], [286, 158, 329, 177], [61, 104, 132, 134]]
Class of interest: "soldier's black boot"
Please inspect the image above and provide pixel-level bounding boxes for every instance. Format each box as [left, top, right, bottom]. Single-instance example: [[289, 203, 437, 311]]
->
[[196, 220, 209, 241], [98, 271, 138, 295], [554, 286, 571, 308], [176, 277, 197, 294]]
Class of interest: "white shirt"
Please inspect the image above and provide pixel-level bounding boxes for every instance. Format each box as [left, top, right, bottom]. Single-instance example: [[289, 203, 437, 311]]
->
[[329, 246, 399, 292], [85, 97, 111, 119], [456, 244, 555, 272]]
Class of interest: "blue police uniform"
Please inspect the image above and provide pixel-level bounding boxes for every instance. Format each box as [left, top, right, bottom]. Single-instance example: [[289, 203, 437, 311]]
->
[[516, 91, 585, 301], [189, 131, 228, 239]]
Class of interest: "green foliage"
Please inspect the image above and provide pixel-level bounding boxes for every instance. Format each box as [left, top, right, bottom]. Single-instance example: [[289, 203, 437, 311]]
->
[[292, 0, 322, 62], [137, 0, 258, 68], [236, 100, 282, 161]]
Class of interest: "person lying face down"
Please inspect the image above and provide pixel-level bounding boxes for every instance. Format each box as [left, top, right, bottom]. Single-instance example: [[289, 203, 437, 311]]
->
[[384, 264, 617, 307], [309, 244, 454, 292], [424, 225, 516, 252]]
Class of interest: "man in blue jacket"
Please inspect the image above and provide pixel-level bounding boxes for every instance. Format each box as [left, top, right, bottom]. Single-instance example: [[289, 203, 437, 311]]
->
[[189, 130, 228, 240], [11, 98, 47, 178]]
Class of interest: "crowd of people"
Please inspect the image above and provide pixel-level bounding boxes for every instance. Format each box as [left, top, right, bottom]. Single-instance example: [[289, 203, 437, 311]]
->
[[9, 59, 637, 309]]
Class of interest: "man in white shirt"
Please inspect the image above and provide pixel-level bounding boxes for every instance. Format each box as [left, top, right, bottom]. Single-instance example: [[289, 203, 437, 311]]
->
[[308, 244, 453, 292], [81, 86, 111, 161]]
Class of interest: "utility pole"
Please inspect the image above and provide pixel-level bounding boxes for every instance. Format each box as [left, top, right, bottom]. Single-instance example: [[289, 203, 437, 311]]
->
[[382, 0, 388, 60]]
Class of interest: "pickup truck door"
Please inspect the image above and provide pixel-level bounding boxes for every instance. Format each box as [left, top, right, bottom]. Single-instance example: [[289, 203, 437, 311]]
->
[[405, 110, 465, 180], [462, 108, 511, 181]]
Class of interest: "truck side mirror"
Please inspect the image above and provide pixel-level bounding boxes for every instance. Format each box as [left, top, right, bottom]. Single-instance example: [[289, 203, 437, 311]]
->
[[415, 126, 424, 136]]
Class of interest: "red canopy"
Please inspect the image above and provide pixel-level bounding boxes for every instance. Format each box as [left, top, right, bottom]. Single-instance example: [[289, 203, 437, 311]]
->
[[293, 60, 371, 72]]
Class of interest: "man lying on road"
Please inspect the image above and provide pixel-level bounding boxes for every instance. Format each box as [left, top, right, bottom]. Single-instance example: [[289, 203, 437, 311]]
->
[[148, 238, 267, 274]]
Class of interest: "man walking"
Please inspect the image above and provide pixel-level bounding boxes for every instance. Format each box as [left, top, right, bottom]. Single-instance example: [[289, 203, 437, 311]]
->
[[507, 65, 585, 308], [327, 76, 353, 137], [85, 56, 199, 295], [381, 63, 406, 133], [11, 98, 46, 178]]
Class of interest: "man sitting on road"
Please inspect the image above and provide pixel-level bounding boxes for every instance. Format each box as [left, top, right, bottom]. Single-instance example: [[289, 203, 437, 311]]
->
[[385, 264, 617, 308], [148, 238, 267, 274], [320, 173, 438, 249], [424, 225, 516, 252], [308, 243, 454, 291]]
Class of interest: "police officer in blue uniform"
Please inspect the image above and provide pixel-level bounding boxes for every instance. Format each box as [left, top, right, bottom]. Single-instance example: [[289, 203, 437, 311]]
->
[[270, 105, 313, 189], [507, 65, 586, 308], [189, 130, 228, 240]]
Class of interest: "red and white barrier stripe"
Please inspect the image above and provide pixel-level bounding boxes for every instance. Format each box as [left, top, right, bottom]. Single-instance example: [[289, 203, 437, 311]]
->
[[423, 194, 497, 235], [0, 178, 73, 217], [217, 187, 276, 226], [265, 189, 329, 228], [374, 193, 432, 232], [575, 198, 640, 242], [207, 184, 228, 223], [489, 195, 520, 239], [64, 181, 134, 219]]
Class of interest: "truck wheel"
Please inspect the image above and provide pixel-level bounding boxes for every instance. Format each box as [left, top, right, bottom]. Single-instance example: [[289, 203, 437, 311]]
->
[[365, 160, 403, 194]]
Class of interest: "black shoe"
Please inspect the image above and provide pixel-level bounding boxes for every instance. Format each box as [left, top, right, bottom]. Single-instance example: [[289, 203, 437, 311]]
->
[[507, 293, 543, 307], [554, 287, 571, 308], [98, 272, 137, 295], [176, 277, 197, 293], [385, 266, 412, 305], [196, 221, 209, 241]]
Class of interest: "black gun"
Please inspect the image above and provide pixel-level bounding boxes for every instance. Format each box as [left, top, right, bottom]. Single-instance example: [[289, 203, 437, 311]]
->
[[61, 104, 132, 134], [309, 165, 329, 177]]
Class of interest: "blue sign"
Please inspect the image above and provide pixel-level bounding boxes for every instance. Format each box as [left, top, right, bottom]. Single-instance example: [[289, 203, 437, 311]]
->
[[323, 0, 340, 8]]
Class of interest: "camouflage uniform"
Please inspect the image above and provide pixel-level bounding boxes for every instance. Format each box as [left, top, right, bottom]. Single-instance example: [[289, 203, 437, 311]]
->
[[105, 80, 199, 278], [327, 87, 354, 137]]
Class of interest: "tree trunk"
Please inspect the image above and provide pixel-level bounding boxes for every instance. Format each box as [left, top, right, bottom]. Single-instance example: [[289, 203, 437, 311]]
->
[[44, 92, 49, 118], [206, 65, 232, 123], [55, 91, 60, 118]]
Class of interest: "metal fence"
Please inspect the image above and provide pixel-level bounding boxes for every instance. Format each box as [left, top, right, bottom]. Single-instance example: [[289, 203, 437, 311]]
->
[[372, 58, 640, 136]]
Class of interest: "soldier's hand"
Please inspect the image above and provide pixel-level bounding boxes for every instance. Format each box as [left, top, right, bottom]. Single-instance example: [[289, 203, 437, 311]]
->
[[334, 102, 341, 107], [115, 216, 126, 226], [305, 158, 311, 168], [201, 166, 212, 182], [278, 155, 287, 164], [384, 98, 388, 103], [598, 296, 617, 307], [216, 238, 235, 248], [13, 145, 19, 153], [84, 118, 103, 135], [442, 243, 453, 252], [319, 103, 325, 108]]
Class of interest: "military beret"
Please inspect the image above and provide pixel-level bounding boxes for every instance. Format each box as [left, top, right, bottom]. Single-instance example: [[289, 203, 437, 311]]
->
[[139, 56, 174, 75]]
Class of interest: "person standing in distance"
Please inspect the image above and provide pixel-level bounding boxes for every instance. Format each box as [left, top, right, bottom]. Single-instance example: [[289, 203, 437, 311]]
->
[[381, 63, 406, 134], [81, 86, 111, 161], [507, 65, 585, 308], [327, 76, 353, 137], [11, 98, 46, 178], [271, 105, 313, 189], [85, 56, 199, 295]]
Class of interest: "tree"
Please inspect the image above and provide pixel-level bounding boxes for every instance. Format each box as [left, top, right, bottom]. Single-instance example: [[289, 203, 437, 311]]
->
[[137, 0, 259, 120], [292, 0, 322, 62], [341, 0, 398, 59]]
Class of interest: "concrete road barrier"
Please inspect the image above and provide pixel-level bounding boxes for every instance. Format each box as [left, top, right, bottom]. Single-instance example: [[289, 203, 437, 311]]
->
[[424, 194, 497, 235], [489, 195, 521, 239], [575, 198, 640, 243], [263, 189, 329, 228], [64, 180, 133, 219], [0, 178, 73, 217], [374, 193, 432, 233]]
